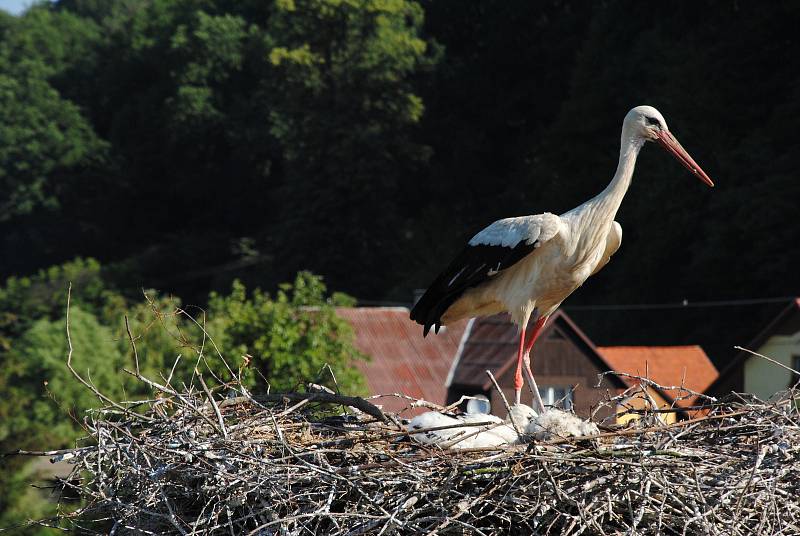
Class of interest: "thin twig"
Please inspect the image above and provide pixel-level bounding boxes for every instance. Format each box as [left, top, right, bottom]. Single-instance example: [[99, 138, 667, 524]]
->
[[485, 369, 521, 435], [124, 315, 140, 376], [65, 283, 150, 421], [198, 373, 228, 439], [735, 346, 800, 377]]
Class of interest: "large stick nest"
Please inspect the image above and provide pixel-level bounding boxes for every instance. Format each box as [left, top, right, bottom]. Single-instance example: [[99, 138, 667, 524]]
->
[[28, 377, 800, 535]]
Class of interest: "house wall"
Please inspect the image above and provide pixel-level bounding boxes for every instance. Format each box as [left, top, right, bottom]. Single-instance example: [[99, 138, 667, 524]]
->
[[744, 331, 800, 399], [615, 387, 677, 425]]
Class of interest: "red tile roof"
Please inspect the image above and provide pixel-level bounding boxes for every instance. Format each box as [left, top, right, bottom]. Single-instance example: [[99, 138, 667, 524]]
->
[[597, 346, 718, 406], [336, 307, 467, 416]]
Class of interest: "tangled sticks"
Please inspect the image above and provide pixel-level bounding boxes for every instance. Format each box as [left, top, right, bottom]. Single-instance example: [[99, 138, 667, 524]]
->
[[18, 378, 800, 535]]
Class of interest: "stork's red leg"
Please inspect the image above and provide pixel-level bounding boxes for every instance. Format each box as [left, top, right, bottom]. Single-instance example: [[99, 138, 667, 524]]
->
[[523, 315, 549, 413], [513, 325, 527, 405]]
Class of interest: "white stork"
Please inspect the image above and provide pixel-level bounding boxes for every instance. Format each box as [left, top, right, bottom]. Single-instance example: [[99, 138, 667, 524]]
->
[[410, 105, 714, 409]]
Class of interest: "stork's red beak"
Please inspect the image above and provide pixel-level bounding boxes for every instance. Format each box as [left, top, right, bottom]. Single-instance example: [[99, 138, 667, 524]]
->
[[655, 130, 715, 187]]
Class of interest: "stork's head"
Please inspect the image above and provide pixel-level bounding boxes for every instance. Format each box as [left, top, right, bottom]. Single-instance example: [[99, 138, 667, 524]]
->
[[624, 105, 714, 187]]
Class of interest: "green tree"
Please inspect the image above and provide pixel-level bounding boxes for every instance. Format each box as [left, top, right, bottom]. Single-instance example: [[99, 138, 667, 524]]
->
[[264, 0, 437, 295], [0, 258, 166, 440], [0, 0, 438, 299], [0, 261, 367, 530], [1, 308, 127, 450], [0, 259, 127, 534], [114, 291, 234, 392], [0, 6, 106, 222], [208, 272, 367, 393], [0, 309, 127, 535]]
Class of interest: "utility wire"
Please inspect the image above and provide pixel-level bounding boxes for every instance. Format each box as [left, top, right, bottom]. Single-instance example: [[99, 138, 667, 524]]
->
[[356, 296, 796, 311], [563, 296, 795, 311]]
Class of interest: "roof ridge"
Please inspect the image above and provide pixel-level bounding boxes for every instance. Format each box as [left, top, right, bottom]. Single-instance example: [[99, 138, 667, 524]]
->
[[445, 318, 475, 388], [598, 345, 705, 350], [336, 306, 410, 312]]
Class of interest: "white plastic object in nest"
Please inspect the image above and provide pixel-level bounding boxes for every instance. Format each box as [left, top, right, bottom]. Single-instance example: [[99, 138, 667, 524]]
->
[[407, 411, 512, 448], [407, 403, 537, 449]]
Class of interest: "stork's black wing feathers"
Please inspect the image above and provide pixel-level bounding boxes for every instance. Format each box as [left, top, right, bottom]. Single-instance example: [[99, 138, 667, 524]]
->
[[409, 240, 539, 336]]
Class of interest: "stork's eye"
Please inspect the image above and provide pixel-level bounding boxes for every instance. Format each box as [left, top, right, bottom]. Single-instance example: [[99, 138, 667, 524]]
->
[[645, 116, 661, 128]]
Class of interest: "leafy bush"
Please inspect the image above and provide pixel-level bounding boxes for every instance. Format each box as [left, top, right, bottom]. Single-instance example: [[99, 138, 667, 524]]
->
[[0, 262, 367, 532], [0, 307, 127, 536], [0, 257, 123, 346], [207, 272, 367, 394], [1, 307, 126, 448]]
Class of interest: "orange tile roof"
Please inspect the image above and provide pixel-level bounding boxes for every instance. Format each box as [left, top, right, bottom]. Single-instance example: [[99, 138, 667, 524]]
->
[[597, 346, 718, 406], [336, 307, 467, 416]]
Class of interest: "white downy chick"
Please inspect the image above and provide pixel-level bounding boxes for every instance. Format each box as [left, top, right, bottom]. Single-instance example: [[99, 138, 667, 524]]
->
[[507, 403, 538, 431], [482, 403, 540, 444], [526, 408, 599, 441]]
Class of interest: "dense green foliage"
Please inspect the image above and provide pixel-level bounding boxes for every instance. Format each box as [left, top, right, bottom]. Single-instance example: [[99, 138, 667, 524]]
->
[[0, 7, 106, 223], [0, 1, 795, 353], [5, 308, 126, 444], [207, 273, 366, 393], [0, 261, 364, 532], [0, 259, 120, 533], [1, 0, 799, 529]]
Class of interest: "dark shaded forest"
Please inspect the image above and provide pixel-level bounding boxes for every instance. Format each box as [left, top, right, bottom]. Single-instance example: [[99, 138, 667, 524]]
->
[[1, 0, 799, 530], [2, 0, 799, 359]]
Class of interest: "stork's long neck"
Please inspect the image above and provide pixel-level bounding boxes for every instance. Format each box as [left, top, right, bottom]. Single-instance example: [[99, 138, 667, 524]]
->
[[566, 130, 643, 254], [594, 132, 644, 220]]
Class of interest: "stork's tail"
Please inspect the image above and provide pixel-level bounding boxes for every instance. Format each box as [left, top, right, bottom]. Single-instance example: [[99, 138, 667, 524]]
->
[[409, 287, 465, 337]]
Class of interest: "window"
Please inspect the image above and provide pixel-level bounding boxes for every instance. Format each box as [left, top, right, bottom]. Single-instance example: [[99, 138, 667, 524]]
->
[[538, 386, 573, 410]]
